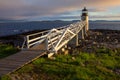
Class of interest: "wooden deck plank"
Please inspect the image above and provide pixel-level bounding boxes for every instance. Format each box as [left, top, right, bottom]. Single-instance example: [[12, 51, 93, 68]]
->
[[0, 49, 46, 76], [0, 65, 19, 69], [0, 63, 23, 67]]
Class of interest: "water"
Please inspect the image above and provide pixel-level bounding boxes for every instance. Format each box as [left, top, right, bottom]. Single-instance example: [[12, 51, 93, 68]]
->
[[0, 21, 120, 37], [90, 21, 120, 30]]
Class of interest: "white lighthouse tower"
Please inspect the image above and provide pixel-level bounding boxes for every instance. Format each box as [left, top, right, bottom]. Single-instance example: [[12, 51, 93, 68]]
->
[[81, 7, 89, 31]]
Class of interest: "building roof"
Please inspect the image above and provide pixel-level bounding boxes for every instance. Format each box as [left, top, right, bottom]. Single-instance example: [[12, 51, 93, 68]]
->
[[82, 7, 88, 11]]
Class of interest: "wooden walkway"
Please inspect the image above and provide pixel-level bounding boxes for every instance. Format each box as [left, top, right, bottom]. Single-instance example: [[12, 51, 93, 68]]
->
[[0, 50, 46, 76]]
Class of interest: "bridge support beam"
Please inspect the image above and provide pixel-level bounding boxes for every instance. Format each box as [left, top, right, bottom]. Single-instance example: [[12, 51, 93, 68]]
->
[[48, 53, 54, 58], [81, 29, 84, 40], [76, 34, 79, 46]]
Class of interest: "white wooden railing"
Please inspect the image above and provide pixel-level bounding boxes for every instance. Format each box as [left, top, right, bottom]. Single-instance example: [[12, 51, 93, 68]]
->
[[22, 20, 86, 53]]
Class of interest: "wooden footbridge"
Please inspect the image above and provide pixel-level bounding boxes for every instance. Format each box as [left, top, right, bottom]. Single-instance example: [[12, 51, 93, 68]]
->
[[0, 7, 89, 76]]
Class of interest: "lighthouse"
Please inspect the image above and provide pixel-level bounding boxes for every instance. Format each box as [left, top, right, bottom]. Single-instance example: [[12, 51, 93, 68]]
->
[[81, 7, 89, 31]]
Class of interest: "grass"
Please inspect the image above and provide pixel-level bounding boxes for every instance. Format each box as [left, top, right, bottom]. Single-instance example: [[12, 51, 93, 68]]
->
[[0, 75, 11, 80], [0, 44, 19, 59], [1, 47, 119, 80]]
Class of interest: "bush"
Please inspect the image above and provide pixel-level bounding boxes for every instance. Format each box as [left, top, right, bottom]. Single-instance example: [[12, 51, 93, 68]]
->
[[0, 75, 11, 80], [0, 44, 19, 59]]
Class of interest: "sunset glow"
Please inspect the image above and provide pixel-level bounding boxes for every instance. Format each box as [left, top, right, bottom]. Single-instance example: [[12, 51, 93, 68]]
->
[[0, 0, 120, 21]]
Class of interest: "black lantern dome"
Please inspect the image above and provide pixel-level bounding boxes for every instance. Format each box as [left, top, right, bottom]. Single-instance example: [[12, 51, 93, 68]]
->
[[82, 7, 88, 16]]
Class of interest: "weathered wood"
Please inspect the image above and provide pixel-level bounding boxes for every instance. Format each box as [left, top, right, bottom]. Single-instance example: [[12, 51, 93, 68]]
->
[[0, 50, 46, 76]]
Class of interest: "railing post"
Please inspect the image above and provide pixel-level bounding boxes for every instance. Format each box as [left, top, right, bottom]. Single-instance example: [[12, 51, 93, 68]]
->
[[45, 37, 48, 50], [21, 37, 26, 49], [26, 36, 29, 48]]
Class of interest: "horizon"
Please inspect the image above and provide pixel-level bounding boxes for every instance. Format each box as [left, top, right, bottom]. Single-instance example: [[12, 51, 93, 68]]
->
[[0, 0, 120, 22], [0, 20, 120, 23]]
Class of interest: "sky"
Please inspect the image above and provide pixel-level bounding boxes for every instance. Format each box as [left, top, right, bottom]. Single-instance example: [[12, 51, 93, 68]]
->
[[0, 0, 120, 21]]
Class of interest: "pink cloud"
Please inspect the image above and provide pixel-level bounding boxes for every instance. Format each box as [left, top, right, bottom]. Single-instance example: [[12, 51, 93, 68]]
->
[[0, 0, 120, 20]]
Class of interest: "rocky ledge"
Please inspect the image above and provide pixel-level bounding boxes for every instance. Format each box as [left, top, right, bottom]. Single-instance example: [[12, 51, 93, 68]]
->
[[77, 29, 120, 53]]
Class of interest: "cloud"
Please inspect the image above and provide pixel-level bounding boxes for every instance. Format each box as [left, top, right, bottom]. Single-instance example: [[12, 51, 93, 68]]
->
[[0, 0, 120, 20]]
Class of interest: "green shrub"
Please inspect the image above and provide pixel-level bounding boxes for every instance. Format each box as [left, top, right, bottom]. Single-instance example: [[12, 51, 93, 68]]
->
[[32, 58, 46, 65], [16, 64, 33, 73], [0, 44, 19, 59], [0, 75, 11, 80]]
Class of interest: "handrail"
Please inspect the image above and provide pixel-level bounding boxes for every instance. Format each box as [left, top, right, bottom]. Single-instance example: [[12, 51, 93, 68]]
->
[[27, 24, 69, 37], [22, 21, 87, 52]]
